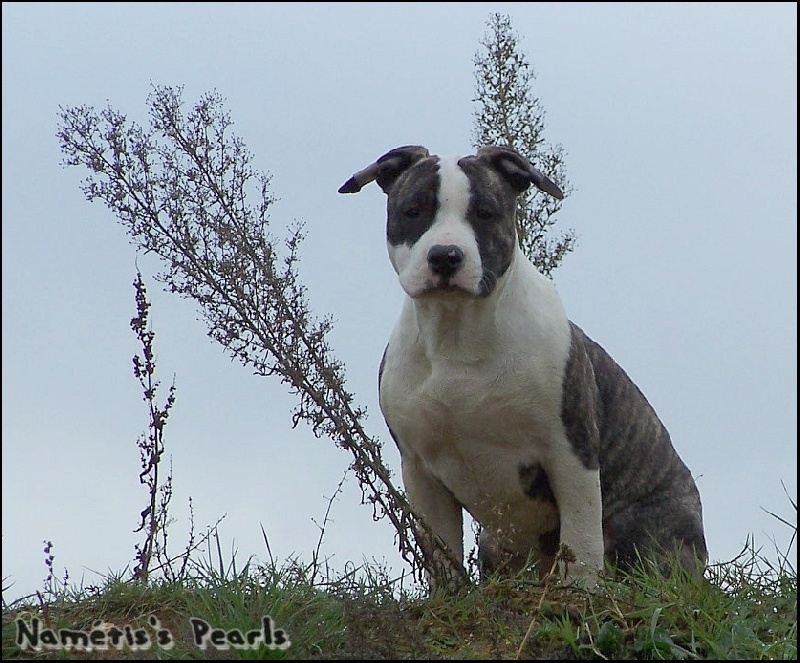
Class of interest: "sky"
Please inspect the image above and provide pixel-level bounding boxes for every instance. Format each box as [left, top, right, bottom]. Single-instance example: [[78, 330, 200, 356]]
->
[[2, 2, 797, 603]]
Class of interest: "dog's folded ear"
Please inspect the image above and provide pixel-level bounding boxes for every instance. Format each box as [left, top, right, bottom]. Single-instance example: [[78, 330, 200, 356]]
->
[[339, 145, 430, 194], [476, 145, 564, 200]]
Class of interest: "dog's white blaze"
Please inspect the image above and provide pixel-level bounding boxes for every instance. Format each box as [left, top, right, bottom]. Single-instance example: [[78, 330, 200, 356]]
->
[[390, 156, 484, 298]]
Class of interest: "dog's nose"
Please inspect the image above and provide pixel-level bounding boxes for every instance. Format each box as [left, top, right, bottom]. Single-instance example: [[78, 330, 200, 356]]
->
[[427, 244, 465, 277]]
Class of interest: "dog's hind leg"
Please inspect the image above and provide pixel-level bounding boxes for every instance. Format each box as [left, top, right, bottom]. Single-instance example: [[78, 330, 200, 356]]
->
[[602, 492, 708, 578]]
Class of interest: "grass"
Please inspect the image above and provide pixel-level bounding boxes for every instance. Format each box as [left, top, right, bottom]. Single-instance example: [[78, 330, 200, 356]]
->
[[2, 532, 796, 660]]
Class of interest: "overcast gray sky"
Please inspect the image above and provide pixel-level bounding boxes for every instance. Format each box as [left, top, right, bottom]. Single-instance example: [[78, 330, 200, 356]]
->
[[2, 2, 797, 602]]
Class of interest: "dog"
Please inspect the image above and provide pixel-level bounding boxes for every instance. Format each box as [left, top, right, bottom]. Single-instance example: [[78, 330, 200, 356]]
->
[[339, 145, 708, 587]]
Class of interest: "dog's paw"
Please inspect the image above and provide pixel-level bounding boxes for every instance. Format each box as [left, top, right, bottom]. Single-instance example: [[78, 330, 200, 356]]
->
[[553, 543, 601, 591], [424, 549, 470, 595]]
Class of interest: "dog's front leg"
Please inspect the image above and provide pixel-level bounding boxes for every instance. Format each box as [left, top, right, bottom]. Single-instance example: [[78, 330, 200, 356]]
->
[[545, 445, 605, 588], [401, 453, 465, 591]]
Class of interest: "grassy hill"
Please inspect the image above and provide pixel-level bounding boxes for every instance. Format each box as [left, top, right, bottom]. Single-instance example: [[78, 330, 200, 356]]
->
[[3, 536, 795, 660]]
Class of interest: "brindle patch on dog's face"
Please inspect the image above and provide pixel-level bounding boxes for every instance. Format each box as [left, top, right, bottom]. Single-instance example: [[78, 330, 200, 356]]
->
[[386, 158, 441, 248], [457, 155, 519, 295], [384, 154, 520, 298]]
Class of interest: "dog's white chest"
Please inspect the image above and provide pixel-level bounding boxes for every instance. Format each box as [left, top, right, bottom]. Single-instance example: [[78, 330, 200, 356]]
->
[[379, 259, 572, 542], [383, 359, 538, 495]]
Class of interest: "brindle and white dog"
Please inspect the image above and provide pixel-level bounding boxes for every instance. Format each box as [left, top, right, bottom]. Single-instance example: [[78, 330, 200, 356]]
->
[[339, 145, 707, 586]]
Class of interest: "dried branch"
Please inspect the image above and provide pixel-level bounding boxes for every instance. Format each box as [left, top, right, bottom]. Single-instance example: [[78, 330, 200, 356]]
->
[[57, 84, 465, 587]]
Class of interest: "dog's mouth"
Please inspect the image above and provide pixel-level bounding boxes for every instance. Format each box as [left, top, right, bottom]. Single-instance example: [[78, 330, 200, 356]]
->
[[410, 281, 479, 300], [397, 264, 491, 300]]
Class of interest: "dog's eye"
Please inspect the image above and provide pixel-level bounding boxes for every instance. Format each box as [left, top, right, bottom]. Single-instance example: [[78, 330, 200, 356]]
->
[[475, 207, 494, 220], [404, 207, 420, 219]]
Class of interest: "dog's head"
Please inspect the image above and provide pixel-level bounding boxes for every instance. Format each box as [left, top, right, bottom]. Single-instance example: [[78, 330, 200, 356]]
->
[[339, 145, 563, 299]]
